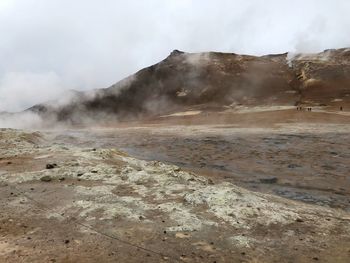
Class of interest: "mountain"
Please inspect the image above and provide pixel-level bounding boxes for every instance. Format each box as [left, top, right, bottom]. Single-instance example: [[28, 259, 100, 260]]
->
[[27, 48, 350, 124]]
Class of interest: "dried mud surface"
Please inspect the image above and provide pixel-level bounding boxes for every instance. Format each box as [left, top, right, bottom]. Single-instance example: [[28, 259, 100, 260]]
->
[[1, 110, 350, 262]]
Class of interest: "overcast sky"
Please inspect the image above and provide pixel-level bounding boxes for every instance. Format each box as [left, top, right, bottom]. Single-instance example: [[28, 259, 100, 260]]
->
[[1, 0, 350, 112]]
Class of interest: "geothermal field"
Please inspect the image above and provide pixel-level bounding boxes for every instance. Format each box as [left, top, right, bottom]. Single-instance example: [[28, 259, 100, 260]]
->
[[1, 49, 350, 262]]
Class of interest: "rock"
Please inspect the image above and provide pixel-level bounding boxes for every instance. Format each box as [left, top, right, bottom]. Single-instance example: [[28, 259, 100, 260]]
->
[[259, 177, 278, 184], [322, 165, 334, 171], [135, 166, 142, 171], [64, 239, 70, 244], [208, 179, 214, 185], [175, 232, 190, 239], [46, 163, 57, 169], [170, 49, 184, 56], [58, 177, 65, 181], [40, 175, 52, 182], [288, 164, 301, 169]]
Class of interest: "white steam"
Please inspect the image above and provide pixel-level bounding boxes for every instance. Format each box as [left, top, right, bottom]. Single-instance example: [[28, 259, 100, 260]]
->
[[0, 112, 43, 129], [0, 71, 67, 112]]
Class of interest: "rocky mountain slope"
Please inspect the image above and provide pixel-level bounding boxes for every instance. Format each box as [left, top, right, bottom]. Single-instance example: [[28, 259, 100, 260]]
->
[[28, 48, 350, 124]]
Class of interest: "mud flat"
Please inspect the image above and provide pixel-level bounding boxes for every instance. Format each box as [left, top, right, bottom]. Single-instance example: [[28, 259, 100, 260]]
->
[[52, 111, 350, 212], [1, 127, 350, 262]]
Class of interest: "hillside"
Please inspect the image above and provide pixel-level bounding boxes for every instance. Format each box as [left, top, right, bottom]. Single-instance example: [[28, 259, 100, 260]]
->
[[28, 48, 350, 124]]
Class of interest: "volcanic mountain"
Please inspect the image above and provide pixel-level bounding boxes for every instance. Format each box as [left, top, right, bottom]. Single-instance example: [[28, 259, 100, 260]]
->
[[28, 48, 350, 124]]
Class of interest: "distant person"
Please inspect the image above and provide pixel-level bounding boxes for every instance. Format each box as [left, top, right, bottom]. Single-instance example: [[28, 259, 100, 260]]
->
[[340, 106, 343, 111]]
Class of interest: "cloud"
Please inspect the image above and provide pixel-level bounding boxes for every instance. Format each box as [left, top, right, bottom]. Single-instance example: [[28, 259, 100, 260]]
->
[[0, 0, 14, 12], [0, 0, 350, 112]]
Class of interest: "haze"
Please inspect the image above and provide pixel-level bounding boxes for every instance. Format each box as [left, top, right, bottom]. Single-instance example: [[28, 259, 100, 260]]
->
[[1, 0, 350, 112]]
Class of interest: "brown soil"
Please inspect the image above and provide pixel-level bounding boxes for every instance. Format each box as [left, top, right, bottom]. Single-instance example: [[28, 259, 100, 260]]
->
[[1, 110, 350, 262]]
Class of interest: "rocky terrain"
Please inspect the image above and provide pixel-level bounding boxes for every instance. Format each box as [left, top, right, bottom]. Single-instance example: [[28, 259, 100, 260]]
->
[[57, 121, 350, 212], [25, 48, 350, 125], [1, 48, 350, 262], [1, 125, 350, 262]]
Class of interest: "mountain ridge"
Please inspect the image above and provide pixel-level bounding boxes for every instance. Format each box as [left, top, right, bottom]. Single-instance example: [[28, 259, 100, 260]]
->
[[26, 48, 350, 124]]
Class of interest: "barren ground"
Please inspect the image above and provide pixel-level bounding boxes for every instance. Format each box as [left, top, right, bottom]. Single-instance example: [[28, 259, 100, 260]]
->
[[1, 109, 350, 262]]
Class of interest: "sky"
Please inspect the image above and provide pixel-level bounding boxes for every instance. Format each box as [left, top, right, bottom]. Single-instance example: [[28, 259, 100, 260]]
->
[[0, 0, 350, 112]]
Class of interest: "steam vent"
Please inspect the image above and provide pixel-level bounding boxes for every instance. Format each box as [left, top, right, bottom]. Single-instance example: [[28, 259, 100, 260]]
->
[[1, 2, 350, 262]]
